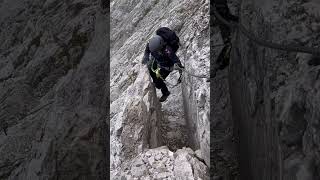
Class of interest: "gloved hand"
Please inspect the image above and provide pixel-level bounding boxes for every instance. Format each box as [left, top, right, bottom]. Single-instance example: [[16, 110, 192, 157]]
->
[[155, 68, 162, 79], [142, 54, 149, 65]]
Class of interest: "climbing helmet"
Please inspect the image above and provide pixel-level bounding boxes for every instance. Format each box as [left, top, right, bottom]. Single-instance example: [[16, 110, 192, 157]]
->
[[148, 35, 166, 52]]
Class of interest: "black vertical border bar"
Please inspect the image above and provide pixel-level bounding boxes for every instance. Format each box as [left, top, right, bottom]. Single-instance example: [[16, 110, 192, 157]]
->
[[99, 0, 110, 179], [209, 0, 214, 178]]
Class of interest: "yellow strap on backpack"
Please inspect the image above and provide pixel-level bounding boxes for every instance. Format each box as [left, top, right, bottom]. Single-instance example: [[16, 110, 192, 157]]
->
[[155, 68, 161, 78], [150, 58, 163, 79]]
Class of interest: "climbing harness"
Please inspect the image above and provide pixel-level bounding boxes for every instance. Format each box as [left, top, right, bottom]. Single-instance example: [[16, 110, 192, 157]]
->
[[155, 68, 161, 79], [149, 58, 181, 87], [212, 6, 320, 55], [149, 54, 210, 86], [150, 58, 165, 80]]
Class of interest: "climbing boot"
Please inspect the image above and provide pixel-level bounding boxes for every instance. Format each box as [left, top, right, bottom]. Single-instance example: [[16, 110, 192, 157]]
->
[[159, 91, 170, 102]]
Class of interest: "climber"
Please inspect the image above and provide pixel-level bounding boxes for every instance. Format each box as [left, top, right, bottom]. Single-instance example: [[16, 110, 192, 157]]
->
[[212, 0, 239, 77], [142, 27, 184, 102]]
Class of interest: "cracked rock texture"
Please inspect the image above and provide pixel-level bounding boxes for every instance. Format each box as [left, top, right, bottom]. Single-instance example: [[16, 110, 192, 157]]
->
[[110, 0, 209, 179], [210, 0, 240, 179], [0, 0, 108, 179], [114, 146, 209, 180], [228, 0, 320, 179]]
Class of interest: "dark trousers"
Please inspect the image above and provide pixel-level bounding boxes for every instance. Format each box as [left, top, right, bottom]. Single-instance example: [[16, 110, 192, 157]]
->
[[148, 62, 170, 95]]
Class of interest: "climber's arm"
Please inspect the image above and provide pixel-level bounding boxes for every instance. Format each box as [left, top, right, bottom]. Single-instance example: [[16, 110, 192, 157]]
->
[[165, 46, 184, 68]]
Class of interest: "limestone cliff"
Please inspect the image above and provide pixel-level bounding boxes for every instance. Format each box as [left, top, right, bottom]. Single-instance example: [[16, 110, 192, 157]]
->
[[110, 0, 210, 179]]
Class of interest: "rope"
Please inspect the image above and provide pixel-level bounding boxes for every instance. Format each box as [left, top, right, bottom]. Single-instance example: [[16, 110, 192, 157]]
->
[[159, 3, 320, 84], [163, 67, 210, 88], [212, 6, 320, 55]]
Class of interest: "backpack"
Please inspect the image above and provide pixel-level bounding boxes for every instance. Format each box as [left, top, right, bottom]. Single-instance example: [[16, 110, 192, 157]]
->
[[156, 27, 180, 53]]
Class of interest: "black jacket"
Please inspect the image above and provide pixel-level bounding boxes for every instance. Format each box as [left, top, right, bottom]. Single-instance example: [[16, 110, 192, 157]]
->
[[144, 43, 181, 68]]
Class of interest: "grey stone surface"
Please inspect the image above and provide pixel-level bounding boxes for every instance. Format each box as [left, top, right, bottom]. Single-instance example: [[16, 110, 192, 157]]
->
[[209, 1, 240, 179], [114, 146, 209, 180], [0, 0, 108, 179], [228, 0, 320, 179], [110, 0, 210, 178]]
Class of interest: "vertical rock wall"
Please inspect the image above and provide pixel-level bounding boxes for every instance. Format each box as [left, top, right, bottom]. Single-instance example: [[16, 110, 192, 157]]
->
[[210, 1, 240, 179], [110, 0, 210, 178], [229, 0, 320, 179], [110, 66, 164, 177], [0, 0, 108, 179], [180, 0, 210, 167]]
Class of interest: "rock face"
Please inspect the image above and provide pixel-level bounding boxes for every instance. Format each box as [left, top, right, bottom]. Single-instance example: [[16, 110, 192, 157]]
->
[[228, 0, 320, 179], [110, 0, 210, 178], [114, 146, 209, 180], [209, 1, 240, 179], [0, 0, 108, 179], [180, 0, 210, 167]]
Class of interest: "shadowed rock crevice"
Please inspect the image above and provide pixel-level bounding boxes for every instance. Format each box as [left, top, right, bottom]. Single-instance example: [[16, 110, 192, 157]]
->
[[226, 0, 320, 179]]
